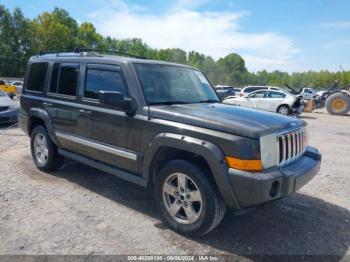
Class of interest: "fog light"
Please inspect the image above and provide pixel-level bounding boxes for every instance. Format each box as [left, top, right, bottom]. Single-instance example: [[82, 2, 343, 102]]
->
[[269, 181, 280, 197]]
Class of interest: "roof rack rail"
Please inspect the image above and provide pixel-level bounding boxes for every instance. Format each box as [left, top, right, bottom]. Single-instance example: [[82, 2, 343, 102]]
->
[[37, 48, 147, 59], [73, 47, 147, 59], [38, 50, 71, 55]]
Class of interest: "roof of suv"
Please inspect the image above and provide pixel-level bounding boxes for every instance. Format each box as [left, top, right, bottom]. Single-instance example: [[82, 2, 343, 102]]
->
[[30, 52, 196, 70]]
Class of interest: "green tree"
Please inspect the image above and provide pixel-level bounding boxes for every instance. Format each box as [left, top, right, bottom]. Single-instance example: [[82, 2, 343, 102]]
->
[[217, 53, 247, 85], [157, 48, 187, 64], [76, 22, 103, 48]]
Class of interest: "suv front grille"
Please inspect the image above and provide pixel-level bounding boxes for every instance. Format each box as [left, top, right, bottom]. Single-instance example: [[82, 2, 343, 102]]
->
[[278, 128, 306, 165], [0, 106, 9, 112]]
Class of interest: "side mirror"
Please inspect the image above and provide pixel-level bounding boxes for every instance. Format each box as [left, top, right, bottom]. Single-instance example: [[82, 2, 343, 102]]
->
[[98, 91, 137, 116]]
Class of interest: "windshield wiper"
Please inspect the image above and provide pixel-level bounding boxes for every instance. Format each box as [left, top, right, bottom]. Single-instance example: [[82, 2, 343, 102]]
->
[[148, 101, 190, 105], [197, 99, 220, 103]]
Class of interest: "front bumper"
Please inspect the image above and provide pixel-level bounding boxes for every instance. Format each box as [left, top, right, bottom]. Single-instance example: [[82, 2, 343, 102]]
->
[[0, 108, 19, 124], [228, 146, 321, 208]]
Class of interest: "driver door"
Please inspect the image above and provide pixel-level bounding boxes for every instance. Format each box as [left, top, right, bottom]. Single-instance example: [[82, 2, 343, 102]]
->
[[79, 63, 142, 174]]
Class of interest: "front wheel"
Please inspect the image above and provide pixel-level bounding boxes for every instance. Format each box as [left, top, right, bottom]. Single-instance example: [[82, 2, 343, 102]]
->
[[277, 105, 290, 115], [154, 160, 226, 236]]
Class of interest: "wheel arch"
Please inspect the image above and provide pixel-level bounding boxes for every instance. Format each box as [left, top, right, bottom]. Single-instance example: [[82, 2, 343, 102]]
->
[[276, 104, 291, 113], [142, 133, 240, 209], [27, 108, 60, 146]]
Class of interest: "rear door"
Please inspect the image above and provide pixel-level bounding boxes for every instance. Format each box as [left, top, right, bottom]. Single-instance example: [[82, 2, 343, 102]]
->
[[46, 62, 86, 153], [267, 91, 287, 112]]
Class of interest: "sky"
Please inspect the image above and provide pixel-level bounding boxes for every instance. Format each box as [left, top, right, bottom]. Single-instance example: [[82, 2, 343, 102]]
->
[[2, 0, 350, 72]]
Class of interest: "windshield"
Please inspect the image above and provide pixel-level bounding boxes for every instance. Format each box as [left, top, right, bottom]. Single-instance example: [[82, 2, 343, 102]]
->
[[134, 64, 220, 105], [0, 90, 5, 97]]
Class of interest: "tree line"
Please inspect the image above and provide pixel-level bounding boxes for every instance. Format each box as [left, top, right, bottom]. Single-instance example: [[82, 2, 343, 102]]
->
[[0, 5, 349, 89]]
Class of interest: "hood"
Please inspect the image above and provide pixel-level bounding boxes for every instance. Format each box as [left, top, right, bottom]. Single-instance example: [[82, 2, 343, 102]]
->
[[150, 103, 304, 139], [0, 95, 15, 107]]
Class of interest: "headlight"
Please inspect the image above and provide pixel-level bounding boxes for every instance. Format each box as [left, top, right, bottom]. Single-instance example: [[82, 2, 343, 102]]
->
[[260, 133, 279, 169]]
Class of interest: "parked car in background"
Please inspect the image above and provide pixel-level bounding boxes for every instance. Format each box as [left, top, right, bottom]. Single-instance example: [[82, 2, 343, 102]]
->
[[0, 80, 16, 99], [0, 89, 19, 124], [214, 85, 241, 99], [12, 81, 23, 95], [224, 89, 304, 115], [301, 88, 318, 100], [239, 86, 280, 97]]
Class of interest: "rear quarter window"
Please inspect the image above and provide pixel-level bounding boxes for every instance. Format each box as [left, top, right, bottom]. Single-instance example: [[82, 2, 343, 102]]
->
[[269, 91, 286, 98], [49, 63, 80, 97], [26, 62, 49, 92]]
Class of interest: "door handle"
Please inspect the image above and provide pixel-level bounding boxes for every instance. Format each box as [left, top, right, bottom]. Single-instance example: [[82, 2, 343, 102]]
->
[[78, 109, 92, 114]]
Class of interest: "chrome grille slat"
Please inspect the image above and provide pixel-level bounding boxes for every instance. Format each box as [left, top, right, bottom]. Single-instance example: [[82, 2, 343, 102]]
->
[[296, 131, 300, 155], [293, 132, 297, 158], [287, 133, 292, 160], [282, 136, 286, 163], [277, 128, 307, 166]]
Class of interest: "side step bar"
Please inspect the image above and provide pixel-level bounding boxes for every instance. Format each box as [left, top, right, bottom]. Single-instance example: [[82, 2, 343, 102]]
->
[[58, 149, 148, 188]]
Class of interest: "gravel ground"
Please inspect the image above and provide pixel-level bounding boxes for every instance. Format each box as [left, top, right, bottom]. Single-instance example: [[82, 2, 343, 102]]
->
[[0, 109, 349, 258]]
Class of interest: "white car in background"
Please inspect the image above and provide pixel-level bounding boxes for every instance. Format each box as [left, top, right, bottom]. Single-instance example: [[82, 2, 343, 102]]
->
[[239, 85, 281, 97], [224, 89, 304, 115], [11, 81, 23, 95]]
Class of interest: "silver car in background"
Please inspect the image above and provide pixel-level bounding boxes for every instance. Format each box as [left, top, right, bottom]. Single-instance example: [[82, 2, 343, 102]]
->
[[0, 89, 19, 124], [224, 89, 304, 115]]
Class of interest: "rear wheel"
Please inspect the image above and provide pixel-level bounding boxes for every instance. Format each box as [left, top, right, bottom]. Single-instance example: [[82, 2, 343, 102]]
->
[[325, 93, 350, 115], [154, 160, 226, 236], [30, 125, 64, 171], [277, 105, 290, 115]]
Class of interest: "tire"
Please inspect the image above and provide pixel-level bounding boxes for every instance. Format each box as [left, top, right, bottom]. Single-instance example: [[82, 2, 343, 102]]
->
[[277, 105, 291, 115], [325, 93, 350, 115], [154, 159, 226, 236], [30, 125, 64, 171]]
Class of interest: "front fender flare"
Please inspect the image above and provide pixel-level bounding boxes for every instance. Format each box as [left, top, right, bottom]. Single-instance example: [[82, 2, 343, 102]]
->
[[142, 133, 240, 209]]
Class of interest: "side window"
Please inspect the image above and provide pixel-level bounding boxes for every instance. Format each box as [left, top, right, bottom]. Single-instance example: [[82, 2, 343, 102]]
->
[[49, 63, 79, 97], [26, 62, 49, 92], [245, 87, 254, 93], [57, 64, 79, 96], [250, 91, 267, 98], [85, 67, 126, 100], [268, 91, 286, 98]]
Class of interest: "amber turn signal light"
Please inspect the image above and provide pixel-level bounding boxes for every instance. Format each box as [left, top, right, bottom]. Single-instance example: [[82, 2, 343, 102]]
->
[[225, 156, 263, 171]]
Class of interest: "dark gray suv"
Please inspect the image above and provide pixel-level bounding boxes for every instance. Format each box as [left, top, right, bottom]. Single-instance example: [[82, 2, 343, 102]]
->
[[19, 50, 321, 235]]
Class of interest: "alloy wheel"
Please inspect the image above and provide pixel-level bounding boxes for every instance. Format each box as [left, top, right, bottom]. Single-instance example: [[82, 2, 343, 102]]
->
[[33, 133, 49, 165], [162, 172, 203, 224]]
